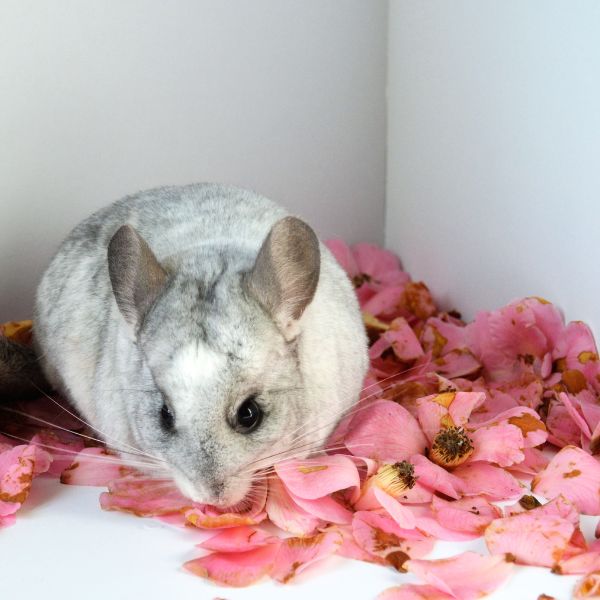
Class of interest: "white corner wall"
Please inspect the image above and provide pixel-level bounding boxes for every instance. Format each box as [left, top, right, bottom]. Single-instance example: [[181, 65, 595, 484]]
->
[[386, 1, 600, 334], [0, 0, 387, 321]]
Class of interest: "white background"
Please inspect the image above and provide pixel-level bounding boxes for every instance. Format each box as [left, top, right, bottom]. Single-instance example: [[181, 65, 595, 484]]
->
[[2, 2, 600, 599], [0, 0, 387, 321]]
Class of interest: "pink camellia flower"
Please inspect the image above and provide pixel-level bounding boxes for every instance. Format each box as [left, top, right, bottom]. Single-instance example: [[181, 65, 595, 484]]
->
[[467, 297, 565, 382], [325, 239, 409, 294], [532, 446, 600, 515], [379, 552, 513, 600]]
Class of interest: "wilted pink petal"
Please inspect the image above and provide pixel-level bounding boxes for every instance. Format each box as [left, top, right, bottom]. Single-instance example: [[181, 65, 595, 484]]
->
[[336, 524, 388, 565], [100, 476, 193, 517], [508, 447, 549, 479], [574, 570, 600, 598], [352, 510, 432, 560], [558, 392, 592, 439], [377, 584, 454, 600], [184, 542, 280, 587], [405, 552, 513, 599], [60, 447, 135, 486], [557, 552, 600, 575], [370, 318, 424, 362], [532, 446, 600, 515], [485, 510, 576, 567], [411, 455, 463, 499], [274, 454, 360, 501], [431, 495, 502, 536], [468, 423, 525, 467], [452, 462, 522, 501], [289, 493, 353, 524], [408, 505, 483, 541], [363, 286, 406, 317], [373, 487, 417, 529], [344, 400, 428, 462], [265, 476, 322, 536], [30, 430, 85, 476], [0, 444, 51, 505], [546, 401, 584, 448], [270, 529, 342, 583], [197, 526, 274, 552]]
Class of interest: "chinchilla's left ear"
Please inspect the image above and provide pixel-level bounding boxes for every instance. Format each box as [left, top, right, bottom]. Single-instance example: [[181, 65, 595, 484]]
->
[[244, 216, 320, 341], [107, 224, 168, 331]]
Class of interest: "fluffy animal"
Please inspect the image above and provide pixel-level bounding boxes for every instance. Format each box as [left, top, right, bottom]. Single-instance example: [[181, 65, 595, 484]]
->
[[29, 183, 368, 506]]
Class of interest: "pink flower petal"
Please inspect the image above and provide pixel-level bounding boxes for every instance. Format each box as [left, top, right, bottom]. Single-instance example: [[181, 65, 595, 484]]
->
[[344, 400, 428, 462], [574, 571, 600, 598], [100, 476, 193, 516], [468, 423, 525, 467], [373, 486, 417, 529], [405, 552, 513, 600], [369, 318, 424, 362], [532, 446, 600, 514], [265, 476, 322, 535], [452, 462, 523, 501], [411, 455, 463, 499], [60, 447, 135, 486], [289, 493, 353, 524], [184, 542, 280, 587], [485, 511, 576, 567], [274, 454, 360, 500], [431, 495, 502, 536], [270, 529, 342, 583], [197, 526, 274, 552]]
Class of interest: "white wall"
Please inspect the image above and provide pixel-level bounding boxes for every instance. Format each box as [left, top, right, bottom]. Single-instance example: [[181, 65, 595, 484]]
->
[[0, 0, 387, 321], [387, 1, 600, 334]]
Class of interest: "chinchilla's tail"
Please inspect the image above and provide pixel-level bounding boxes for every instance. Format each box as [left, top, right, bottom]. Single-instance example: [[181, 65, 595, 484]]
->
[[0, 335, 48, 401]]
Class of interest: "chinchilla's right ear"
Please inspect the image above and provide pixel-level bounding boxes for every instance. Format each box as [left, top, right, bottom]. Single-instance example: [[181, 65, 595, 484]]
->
[[107, 224, 168, 330], [244, 216, 320, 341]]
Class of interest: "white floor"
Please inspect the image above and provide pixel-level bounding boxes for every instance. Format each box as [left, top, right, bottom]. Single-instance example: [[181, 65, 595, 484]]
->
[[0, 476, 587, 599]]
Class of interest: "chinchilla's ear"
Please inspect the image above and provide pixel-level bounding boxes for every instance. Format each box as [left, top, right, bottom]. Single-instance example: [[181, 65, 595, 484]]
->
[[245, 216, 320, 341], [107, 224, 168, 330]]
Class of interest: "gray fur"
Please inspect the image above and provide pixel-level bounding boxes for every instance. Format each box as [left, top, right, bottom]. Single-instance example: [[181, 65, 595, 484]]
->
[[34, 183, 368, 506]]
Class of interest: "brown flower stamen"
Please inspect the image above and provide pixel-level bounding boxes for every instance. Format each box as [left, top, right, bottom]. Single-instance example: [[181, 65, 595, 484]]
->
[[429, 426, 474, 468], [373, 461, 416, 496]]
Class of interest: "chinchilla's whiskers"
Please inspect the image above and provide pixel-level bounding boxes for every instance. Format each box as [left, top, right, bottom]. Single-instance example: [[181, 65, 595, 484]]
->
[[0, 430, 165, 470], [0, 405, 162, 462], [29, 382, 165, 463], [240, 378, 402, 472], [284, 362, 427, 447], [272, 369, 412, 453]]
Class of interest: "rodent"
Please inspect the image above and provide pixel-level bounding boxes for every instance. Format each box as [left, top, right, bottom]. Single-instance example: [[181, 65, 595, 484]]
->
[[29, 183, 368, 506]]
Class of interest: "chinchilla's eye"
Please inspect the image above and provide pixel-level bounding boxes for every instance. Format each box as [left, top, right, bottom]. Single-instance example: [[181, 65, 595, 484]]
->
[[235, 396, 263, 433], [160, 402, 175, 431]]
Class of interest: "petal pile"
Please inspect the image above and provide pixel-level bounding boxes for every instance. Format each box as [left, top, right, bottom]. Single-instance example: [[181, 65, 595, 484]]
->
[[5, 238, 600, 597]]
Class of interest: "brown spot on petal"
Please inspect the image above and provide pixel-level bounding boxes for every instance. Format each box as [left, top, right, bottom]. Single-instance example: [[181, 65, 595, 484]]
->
[[297, 465, 328, 474], [372, 528, 402, 552], [508, 413, 547, 435], [563, 469, 581, 479], [281, 561, 303, 584], [518, 495, 542, 510], [386, 550, 410, 572], [352, 273, 372, 288], [554, 358, 567, 373], [538, 595, 556, 599], [579, 351, 598, 364], [505, 553, 517, 563], [562, 369, 588, 394], [286, 533, 325, 548]]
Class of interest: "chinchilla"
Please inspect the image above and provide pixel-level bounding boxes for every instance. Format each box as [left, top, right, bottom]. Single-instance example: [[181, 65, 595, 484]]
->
[[10, 183, 368, 506]]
